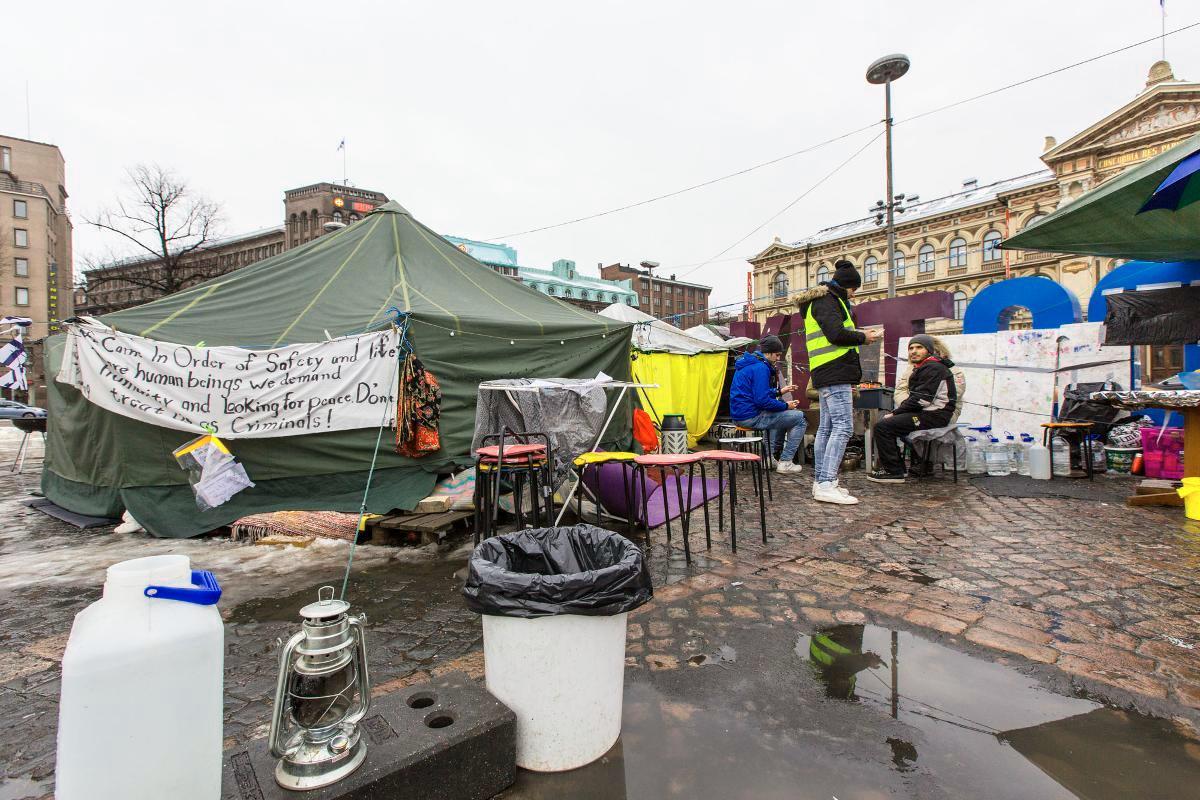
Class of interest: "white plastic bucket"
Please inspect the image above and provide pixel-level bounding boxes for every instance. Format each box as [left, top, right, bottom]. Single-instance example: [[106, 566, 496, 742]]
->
[[57, 555, 224, 800], [482, 612, 628, 771]]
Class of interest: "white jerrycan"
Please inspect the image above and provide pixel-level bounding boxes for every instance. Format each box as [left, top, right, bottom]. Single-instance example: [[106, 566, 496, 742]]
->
[[57, 555, 224, 800]]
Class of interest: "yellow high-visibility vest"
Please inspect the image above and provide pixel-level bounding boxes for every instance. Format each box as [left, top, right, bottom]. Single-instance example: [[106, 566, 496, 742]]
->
[[804, 294, 857, 369]]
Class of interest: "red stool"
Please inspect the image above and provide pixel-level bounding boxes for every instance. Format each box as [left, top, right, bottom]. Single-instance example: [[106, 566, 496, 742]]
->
[[474, 436, 552, 543], [633, 453, 707, 563], [701, 450, 767, 552]]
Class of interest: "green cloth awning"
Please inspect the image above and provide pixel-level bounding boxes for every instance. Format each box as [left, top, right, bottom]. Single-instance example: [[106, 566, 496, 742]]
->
[[1002, 131, 1200, 262]]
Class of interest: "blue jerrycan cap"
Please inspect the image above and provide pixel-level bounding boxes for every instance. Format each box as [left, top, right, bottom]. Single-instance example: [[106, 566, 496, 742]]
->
[[144, 570, 222, 605]]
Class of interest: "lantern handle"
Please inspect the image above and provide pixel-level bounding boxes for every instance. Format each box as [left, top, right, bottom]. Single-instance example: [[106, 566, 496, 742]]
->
[[268, 630, 306, 759], [342, 614, 372, 729]]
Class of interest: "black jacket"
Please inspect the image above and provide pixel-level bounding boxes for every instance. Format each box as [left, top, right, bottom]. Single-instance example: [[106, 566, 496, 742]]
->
[[894, 355, 958, 424], [795, 283, 867, 389]]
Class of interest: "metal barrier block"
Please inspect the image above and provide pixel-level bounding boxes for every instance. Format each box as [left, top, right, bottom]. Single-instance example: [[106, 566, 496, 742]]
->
[[222, 671, 516, 800]]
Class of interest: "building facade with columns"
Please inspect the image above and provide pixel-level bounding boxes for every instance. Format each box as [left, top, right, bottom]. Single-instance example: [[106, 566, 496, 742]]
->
[[749, 62, 1200, 338]]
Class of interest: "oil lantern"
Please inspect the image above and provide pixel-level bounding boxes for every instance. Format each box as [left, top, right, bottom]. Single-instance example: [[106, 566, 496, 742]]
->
[[268, 586, 371, 790]]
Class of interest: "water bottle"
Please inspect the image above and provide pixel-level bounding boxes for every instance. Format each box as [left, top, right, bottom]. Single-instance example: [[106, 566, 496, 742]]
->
[[1005, 433, 1020, 473], [966, 436, 986, 475], [1028, 440, 1051, 480], [1051, 436, 1072, 477], [985, 437, 1010, 476], [1018, 434, 1034, 476], [57, 555, 224, 799], [1088, 435, 1106, 473]]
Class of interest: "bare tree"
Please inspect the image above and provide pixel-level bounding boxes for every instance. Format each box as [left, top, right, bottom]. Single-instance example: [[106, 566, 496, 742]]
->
[[83, 164, 224, 299]]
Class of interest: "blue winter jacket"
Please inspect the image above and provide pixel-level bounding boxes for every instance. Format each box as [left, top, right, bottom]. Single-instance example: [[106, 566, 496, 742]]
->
[[729, 353, 787, 421]]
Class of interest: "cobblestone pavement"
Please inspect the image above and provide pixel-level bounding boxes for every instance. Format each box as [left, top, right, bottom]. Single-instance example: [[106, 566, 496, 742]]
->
[[5, 423, 1200, 797]]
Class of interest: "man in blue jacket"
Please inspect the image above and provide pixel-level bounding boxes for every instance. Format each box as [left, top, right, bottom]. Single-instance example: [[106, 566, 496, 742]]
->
[[729, 335, 807, 474]]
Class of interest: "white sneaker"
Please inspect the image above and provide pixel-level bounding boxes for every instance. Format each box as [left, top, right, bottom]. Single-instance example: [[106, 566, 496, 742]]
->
[[813, 481, 859, 504], [776, 461, 803, 474], [831, 481, 851, 497]]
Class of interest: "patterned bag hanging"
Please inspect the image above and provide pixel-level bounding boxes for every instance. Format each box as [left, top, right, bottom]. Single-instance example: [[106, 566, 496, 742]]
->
[[395, 352, 443, 457]]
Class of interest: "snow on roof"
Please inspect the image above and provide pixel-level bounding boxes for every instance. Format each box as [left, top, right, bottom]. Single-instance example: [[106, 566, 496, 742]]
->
[[789, 170, 1054, 248]]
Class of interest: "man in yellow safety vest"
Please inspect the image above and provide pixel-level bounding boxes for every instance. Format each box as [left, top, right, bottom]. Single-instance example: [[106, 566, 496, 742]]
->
[[795, 261, 882, 505]]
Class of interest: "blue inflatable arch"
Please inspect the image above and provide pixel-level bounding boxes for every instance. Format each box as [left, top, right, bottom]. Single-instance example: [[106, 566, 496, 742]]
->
[[961, 276, 1081, 334]]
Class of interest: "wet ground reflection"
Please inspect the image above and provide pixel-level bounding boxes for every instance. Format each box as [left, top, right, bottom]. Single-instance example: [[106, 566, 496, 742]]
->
[[797, 624, 1200, 799]]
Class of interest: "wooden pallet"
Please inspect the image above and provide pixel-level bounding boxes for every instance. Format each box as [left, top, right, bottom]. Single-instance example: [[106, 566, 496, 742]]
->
[[365, 510, 472, 546]]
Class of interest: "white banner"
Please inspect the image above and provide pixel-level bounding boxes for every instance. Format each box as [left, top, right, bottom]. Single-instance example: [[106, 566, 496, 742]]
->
[[58, 324, 399, 438]]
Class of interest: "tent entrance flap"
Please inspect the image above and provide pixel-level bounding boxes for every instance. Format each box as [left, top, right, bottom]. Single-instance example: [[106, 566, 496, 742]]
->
[[632, 352, 727, 448]]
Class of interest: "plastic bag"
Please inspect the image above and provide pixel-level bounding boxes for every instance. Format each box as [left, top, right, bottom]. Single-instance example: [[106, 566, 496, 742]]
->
[[463, 525, 652, 618], [172, 434, 255, 511]]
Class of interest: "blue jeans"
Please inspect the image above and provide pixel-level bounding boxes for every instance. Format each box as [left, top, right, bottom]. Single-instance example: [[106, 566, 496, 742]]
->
[[814, 384, 854, 483], [735, 409, 807, 462]]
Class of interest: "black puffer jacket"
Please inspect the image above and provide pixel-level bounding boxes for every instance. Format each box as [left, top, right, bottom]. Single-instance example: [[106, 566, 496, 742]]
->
[[893, 356, 958, 426], [795, 283, 867, 389]]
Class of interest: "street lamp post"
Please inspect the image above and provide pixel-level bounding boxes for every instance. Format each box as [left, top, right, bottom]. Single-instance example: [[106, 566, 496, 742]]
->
[[866, 54, 910, 299], [640, 260, 659, 319]]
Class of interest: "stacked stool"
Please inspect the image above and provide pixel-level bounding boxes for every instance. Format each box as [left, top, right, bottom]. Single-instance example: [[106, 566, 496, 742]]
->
[[571, 451, 639, 535], [473, 433, 553, 543]]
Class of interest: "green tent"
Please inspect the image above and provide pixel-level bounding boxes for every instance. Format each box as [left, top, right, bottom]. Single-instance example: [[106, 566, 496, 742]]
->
[[46, 202, 632, 537], [1002, 131, 1200, 261]]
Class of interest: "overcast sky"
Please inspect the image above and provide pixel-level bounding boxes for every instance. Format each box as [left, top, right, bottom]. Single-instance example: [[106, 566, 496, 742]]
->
[[6, 1, 1196, 312]]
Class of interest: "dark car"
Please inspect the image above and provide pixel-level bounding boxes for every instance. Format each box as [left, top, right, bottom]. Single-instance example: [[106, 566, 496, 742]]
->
[[0, 399, 46, 419]]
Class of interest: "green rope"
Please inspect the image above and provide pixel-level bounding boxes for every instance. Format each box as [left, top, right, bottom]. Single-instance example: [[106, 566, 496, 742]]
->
[[339, 318, 408, 600]]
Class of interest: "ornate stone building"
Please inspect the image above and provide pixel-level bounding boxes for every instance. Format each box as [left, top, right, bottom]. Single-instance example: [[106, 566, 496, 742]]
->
[[749, 61, 1200, 337]]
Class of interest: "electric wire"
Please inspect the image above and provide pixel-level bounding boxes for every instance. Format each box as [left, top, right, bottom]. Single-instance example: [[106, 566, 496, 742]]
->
[[485, 21, 1200, 242]]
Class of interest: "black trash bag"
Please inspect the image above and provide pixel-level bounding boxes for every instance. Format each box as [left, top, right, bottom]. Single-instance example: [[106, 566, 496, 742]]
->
[[1058, 381, 1126, 438], [463, 525, 653, 618]]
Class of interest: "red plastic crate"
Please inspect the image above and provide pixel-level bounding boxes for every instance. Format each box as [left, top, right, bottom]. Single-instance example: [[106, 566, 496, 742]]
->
[[1140, 427, 1185, 480]]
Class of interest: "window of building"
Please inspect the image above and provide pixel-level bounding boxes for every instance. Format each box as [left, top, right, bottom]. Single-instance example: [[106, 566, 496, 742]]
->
[[13, 199, 27, 219], [772, 271, 789, 298], [918, 244, 935, 273], [1023, 213, 1048, 230], [564, 288, 573, 298], [14, 229, 28, 248], [333, 211, 343, 223], [816, 265, 830, 283], [14, 258, 27, 277], [982, 230, 1003, 262], [1145, 344, 1184, 383], [863, 256, 878, 282], [953, 291, 968, 320], [948, 237, 967, 269], [15, 287, 28, 306], [547, 285, 556, 295], [1, 146, 10, 172]]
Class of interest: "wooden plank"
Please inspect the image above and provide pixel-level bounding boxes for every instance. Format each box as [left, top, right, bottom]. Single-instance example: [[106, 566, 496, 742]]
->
[[414, 495, 454, 513], [1127, 491, 1184, 507], [1185, 408, 1200, 479], [1136, 480, 1181, 495], [406, 511, 471, 531]]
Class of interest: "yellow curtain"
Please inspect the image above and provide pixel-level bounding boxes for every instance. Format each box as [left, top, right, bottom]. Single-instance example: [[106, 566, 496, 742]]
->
[[630, 351, 727, 448]]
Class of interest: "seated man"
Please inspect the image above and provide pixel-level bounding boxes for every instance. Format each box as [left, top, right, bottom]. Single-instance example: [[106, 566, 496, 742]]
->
[[866, 334, 958, 483], [729, 335, 807, 474]]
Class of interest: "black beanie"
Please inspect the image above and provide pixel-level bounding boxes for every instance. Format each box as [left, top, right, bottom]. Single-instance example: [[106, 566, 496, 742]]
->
[[832, 260, 862, 289], [909, 334, 936, 355], [760, 335, 784, 354]]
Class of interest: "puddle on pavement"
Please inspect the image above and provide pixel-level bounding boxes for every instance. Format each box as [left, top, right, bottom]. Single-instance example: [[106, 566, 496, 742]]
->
[[225, 549, 472, 624], [498, 682, 904, 800], [797, 623, 1200, 799], [687, 644, 737, 668], [0, 776, 50, 800]]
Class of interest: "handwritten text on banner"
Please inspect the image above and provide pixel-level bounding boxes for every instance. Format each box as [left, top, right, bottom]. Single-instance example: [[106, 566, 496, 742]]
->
[[58, 324, 399, 438]]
